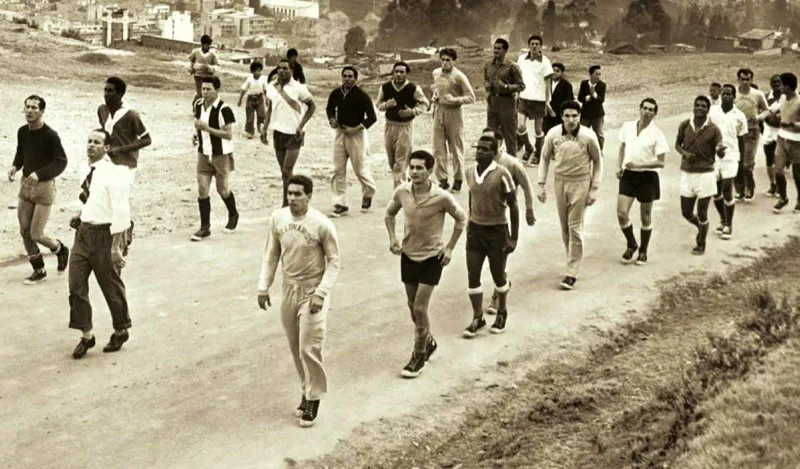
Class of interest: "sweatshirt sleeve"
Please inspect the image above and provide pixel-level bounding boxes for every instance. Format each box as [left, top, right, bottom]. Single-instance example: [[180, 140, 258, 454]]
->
[[314, 219, 341, 299], [34, 129, 68, 181], [13, 127, 23, 169], [257, 213, 282, 294], [362, 90, 377, 129]]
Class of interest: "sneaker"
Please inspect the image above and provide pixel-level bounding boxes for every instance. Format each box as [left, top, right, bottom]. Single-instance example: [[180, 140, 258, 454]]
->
[[190, 226, 211, 242], [103, 330, 129, 353], [692, 244, 706, 255], [635, 252, 648, 266], [765, 187, 778, 198], [559, 276, 576, 290], [299, 399, 320, 428], [715, 224, 724, 235], [735, 193, 745, 201], [743, 191, 754, 203], [294, 395, 307, 417], [621, 244, 638, 264], [243, 131, 254, 139], [330, 205, 349, 218], [773, 198, 790, 213], [400, 352, 426, 378], [223, 214, 239, 233], [361, 197, 372, 213], [450, 180, 462, 194], [72, 336, 95, 359], [521, 148, 533, 163], [490, 310, 507, 334], [486, 290, 498, 314], [529, 155, 540, 166], [23, 269, 47, 285], [56, 242, 70, 272], [438, 179, 450, 191], [425, 337, 437, 361], [721, 225, 732, 240], [462, 317, 486, 338]]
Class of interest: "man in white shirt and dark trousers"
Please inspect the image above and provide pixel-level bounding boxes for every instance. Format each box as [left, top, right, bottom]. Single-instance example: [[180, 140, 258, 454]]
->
[[69, 129, 131, 359], [616, 98, 669, 265], [237, 61, 268, 139], [257, 174, 341, 428], [517, 35, 554, 164]]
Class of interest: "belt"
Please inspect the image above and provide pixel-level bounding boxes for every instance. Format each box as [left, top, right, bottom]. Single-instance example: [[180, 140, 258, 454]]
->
[[81, 222, 111, 230]]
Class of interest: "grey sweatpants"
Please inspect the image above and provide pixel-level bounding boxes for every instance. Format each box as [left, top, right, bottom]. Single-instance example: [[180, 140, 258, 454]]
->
[[555, 176, 591, 278], [433, 106, 465, 183], [281, 282, 329, 401]]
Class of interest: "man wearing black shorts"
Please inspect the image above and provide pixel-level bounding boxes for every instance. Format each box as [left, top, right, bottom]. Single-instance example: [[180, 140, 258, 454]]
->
[[385, 150, 466, 378], [462, 135, 519, 338], [616, 98, 669, 265]]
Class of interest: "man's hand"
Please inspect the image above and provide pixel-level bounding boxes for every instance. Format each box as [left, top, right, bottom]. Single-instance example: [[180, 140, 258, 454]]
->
[[586, 188, 598, 206], [505, 237, 518, 254], [237, 100, 243, 107], [440, 94, 456, 105], [389, 239, 401, 255], [7, 166, 18, 181], [536, 185, 547, 203], [397, 108, 414, 118], [616, 168, 624, 179], [328, 117, 338, 129], [716, 144, 726, 158], [27, 172, 39, 181], [194, 119, 209, 132], [586, 95, 593, 102], [69, 216, 81, 229], [545, 103, 555, 117], [309, 294, 325, 315], [385, 98, 397, 108], [257, 293, 271, 310], [492, 80, 506, 92], [111, 247, 125, 270], [438, 246, 453, 266], [525, 207, 536, 226], [192, 134, 199, 146]]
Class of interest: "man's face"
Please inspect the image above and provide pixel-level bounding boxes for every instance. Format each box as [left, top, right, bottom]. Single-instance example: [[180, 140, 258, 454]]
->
[[693, 99, 710, 118], [201, 83, 217, 101], [475, 140, 495, 165], [408, 158, 430, 184], [103, 83, 121, 107], [552, 67, 563, 80], [780, 82, 793, 95], [562, 109, 580, 130], [590, 69, 602, 82], [253, 68, 262, 79], [286, 183, 310, 213], [493, 43, 505, 60], [23, 99, 44, 124], [276, 62, 292, 81], [529, 39, 541, 55], [709, 86, 721, 99], [201, 42, 211, 52], [341, 70, 356, 89], [288, 55, 297, 65], [392, 66, 407, 84], [440, 55, 454, 72], [640, 102, 657, 123], [738, 73, 753, 89], [721, 87, 735, 106], [86, 131, 108, 161], [771, 76, 782, 93]]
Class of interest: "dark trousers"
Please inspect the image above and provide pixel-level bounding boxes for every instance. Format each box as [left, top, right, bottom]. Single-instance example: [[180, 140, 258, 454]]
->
[[580, 116, 605, 150], [245, 94, 266, 135], [487, 96, 518, 155], [543, 115, 562, 134], [68, 223, 130, 332], [193, 76, 204, 107]]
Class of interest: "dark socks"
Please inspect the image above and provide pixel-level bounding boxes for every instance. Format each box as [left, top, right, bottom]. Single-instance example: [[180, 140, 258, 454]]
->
[[640, 227, 652, 253], [518, 131, 533, 153], [198, 197, 211, 228], [222, 192, 238, 216], [29, 252, 44, 271], [724, 202, 735, 228], [621, 224, 637, 248], [713, 198, 725, 224]]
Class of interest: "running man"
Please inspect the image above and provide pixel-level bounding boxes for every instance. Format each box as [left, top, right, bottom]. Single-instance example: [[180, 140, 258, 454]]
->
[[188, 35, 219, 109], [485, 38, 524, 156], [616, 98, 669, 265], [7, 95, 70, 284], [262, 58, 316, 207], [675, 96, 723, 255], [762, 74, 783, 198], [385, 150, 466, 378], [577, 65, 607, 150], [376, 61, 429, 187], [267, 48, 306, 85], [764, 72, 800, 213], [537, 100, 603, 290], [709, 82, 722, 107], [257, 174, 341, 428], [190, 76, 240, 241], [708, 84, 747, 240], [431, 48, 476, 193], [733, 68, 768, 201], [237, 61, 269, 139], [325, 66, 378, 217], [462, 135, 519, 338], [516, 34, 554, 164]]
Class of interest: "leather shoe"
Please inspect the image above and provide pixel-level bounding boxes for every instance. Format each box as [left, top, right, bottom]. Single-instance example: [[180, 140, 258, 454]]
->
[[72, 336, 95, 359], [103, 330, 129, 353]]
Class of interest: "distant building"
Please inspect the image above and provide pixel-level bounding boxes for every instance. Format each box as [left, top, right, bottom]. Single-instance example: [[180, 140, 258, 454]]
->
[[148, 4, 171, 20], [161, 11, 193, 42], [738, 29, 784, 50], [330, 0, 389, 21], [260, 0, 319, 19], [103, 7, 130, 46]]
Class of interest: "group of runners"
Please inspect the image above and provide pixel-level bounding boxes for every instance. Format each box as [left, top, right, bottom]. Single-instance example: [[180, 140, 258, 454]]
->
[[7, 32, 800, 428]]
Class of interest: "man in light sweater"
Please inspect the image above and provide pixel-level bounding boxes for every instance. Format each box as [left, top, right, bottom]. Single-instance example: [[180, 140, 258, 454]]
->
[[537, 100, 603, 290], [257, 174, 340, 428]]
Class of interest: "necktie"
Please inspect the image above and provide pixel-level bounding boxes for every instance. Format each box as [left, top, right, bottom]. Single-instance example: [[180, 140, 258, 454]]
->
[[79, 166, 95, 204]]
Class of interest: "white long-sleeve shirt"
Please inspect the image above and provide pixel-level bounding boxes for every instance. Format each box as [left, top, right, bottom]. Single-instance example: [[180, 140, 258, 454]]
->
[[257, 207, 341, 298], [79, 157, 131, 235]]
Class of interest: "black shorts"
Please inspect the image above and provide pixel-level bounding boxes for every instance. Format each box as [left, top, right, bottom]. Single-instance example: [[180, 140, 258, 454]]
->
[[466, 222, 509, 256], [401, 253, 444, 286], [619, 170, 660, 203], [273, 130, 303, 152]]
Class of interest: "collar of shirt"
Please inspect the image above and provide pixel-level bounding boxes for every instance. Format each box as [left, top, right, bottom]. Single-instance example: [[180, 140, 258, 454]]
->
[[391, 80, 409, 92], [525, 51, 542, 61], [562, 125, 580, 137], [202, 97, 221, 112], [474, 160, 498, 184], [689, 117, 710, 132], [89, 156, 112, 169], [340, 85, 358, 98]]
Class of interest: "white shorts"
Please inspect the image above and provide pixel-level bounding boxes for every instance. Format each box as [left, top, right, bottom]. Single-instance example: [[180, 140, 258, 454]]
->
[[715, 158, 738, 180], [680, 171, 716, 199]]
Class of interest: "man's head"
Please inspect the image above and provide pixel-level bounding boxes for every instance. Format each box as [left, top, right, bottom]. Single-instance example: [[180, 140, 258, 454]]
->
[[693, 95, 711, 119], [408, 150, 435, 184], [392, 61, 410, 84], [87, 129, 110, 163], [709, 82, 722, 100], [737, 68, 754, 89], [104, 76, 126, 107], [639, 98, 658, 124], [721, 84, 736, 106], [341, 66, 358, 89], [23, 95, 45, 125], [276, 58, 292, 82], [250, 61, 263, 77], [201, 76, 221, 102], [287, 48, 299, 64], [770, 74, 782, 93], [201, 34, 212, 52], [493, 38, 509, 60], [552, 62, 565, 81], [286, 174, 313, 215], [589, 65, 601, 82], [439, 48, 457, 72], [475, 135, 498, 165], [481, 127, 504, 152], [528, 34, 543, 55], [780, 72, 798, 94], [561, 100, 581, 131]]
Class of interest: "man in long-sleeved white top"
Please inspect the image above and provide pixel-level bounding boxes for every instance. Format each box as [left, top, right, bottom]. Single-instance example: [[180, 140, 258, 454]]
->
[[257, 174, 341, 428]]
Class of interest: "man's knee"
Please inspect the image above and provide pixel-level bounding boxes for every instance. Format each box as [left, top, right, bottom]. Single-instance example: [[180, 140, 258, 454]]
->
[[616, 208, 630, 226], [19, 225, 32, 240]]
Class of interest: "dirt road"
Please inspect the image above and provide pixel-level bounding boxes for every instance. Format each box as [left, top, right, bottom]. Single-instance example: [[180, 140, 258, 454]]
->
[[2, 114, 798, 469]]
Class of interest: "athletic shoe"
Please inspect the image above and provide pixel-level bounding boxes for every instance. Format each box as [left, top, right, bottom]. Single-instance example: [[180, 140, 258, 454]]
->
[[490, 310, 507, 334], [721, 225, 732, 240], [486, 280, 510, 314], [735, 193, 744, 201], [560, 276, 577, 290], [744, 192, 754, 203], [794, 202, 800, 214], [425, 337, 438, 361], [223, 214, 239, 233], [400, 352, 426, 378], [243, 132, 254, 139], [451, 180, 463, 193], [361, 197, 372, 213], [294, 395, 307, 417], [190, 227, 211, 241], [438, 179, 450, 191], [715, 225, 724, 236], [529, 156, 540, 166], [521, 148, 533, 163], [765, 186, 778, 198], [773, 198, 790, 213], [56, 242, 70, 272], [23, 269, 47, 285], [692, 244, 706, 255], [72, 336, 95, 359], [103, 330, 129, 353], [621, 244, 638, 264], [462, 317, 486, 338], [330, 204, 349, 218], [635, 252, 648, 266], [299, 399, 320, 428]]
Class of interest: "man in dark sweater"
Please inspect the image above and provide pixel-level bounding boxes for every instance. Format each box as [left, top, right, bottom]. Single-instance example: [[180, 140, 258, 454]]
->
[[578, 65, 607, 150], [377, 61, 429, 187], [7, 95, 70, 285], [326, 66, 378, 217]]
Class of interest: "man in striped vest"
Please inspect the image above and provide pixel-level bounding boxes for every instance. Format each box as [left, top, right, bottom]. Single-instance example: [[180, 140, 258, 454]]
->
[[191, 76, 239, 241]]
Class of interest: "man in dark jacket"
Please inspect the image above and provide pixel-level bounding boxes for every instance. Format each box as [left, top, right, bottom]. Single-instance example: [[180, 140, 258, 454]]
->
[[543, 62, 574, 134], [578, 65, 607, 149]]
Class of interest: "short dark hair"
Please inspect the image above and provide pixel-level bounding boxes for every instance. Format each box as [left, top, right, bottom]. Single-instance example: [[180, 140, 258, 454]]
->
[[481, 127, 503, 142], [250, 61, 263, 72], [287, 174, 313, 195], [780, 72, 798, 91], [277, 58, 291, 67], [393, 61, 411, 73], [408, 150, 435, 170], [287, 48, 299, 58], [201, 34, 212, 45], [722, 83, 737, 97], [560, 100, 581, 115], [106, 76, 127, 97], [342, 66, 358, 79], [24, 95, 46, 111], [694, 95, 711, 108], [737, 68, 754, 79], [640, 98, 658, 113], [552, 62, 565, 72], [528, 34, 543, 45], [91, 128, 111, 145], [494, 38, 509, 51], [589, 65, 601, 75], [770, 74, 782, 83], [201, 76, 221, 90], [439, 48, 457, 60], [477, 135, 498, 152], [710, 82, 722, 88]]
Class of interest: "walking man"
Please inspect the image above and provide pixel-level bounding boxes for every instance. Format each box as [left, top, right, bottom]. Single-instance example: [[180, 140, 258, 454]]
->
[[326, 66, 378, 217], [7, 95, 70, 284], [190, 76, 240, 241], [765, 72, 800, 213], [578, 65, 607, 150], [237, 61, 269, 139], [385, 150, 466, 378], [69, 129, 132, 359], [262, 58, 316, 207], [461, 135, 519, 338], [485, 38, 524, 156], [431, 48, 476, 192], [734, 68, 768, 201], [543, 63, 574, 134], [537, 100, 603, 290], [675, 96, 723, 255], [376, 61, 429, 187], [188, 35, 219, 108], [516, 34, 554, 164], [257, 174, 340, 428], [708, 84, 747, 240], [762, 74, 783, 197], [616, 98, 669, 265]]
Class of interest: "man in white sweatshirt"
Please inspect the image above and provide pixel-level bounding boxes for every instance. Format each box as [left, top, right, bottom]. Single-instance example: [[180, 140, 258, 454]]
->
[[257, 174, 341, 428]]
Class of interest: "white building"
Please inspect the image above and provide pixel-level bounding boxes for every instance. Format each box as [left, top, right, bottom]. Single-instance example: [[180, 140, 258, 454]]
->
[[260, 0, 319, 19], [160, 11, 193, 42], [147, 4, 171, 20]]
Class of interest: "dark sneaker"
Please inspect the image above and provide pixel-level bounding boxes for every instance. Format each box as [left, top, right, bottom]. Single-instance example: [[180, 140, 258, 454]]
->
[[744, 192, 754, 203], [721, 225, 732, 240], [190, 226, 211, 242], [103, 330, 129, 353], [765, 185, 777, 198], [529, 155, 540, 166], [621, 244, 638, 264], [692, 244, 706, 255], [774, 198, 790, 213], [425, 337, 438, 361], [330, 205, 349, 218], [715, 224, 725, 236], [735, 193, 744, 201], [559, 276, 577, 290], [490, 310, 507, 334], [72, 336, 95, 359], [635, 252, 648, 266], [400, 352, 426, 378], [56, 242, 70, 272], [438, 179, 450, 191], [23, 269, 47, 285], [361, 197, 372, 213], [223, 214, 239, 233], [462, 317, 486, 338], [294, 395, 307, 417], [521, 148, 533, 163], [299, 399, 320, 428], [451, 180, 463, 193]]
